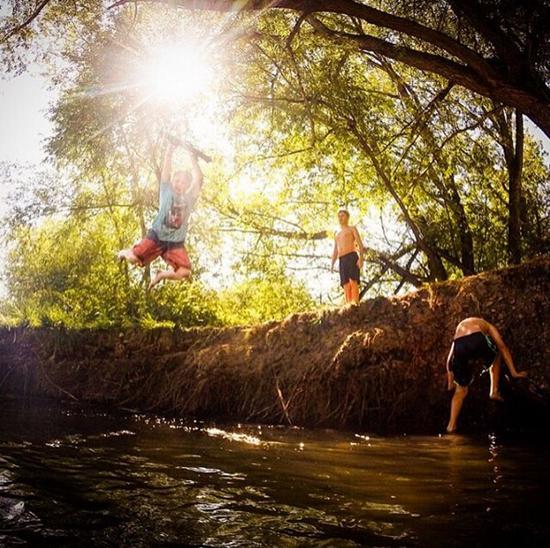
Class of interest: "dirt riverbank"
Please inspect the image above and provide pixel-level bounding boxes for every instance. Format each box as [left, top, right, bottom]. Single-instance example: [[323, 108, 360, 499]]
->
[[1, 258, 548, 433]]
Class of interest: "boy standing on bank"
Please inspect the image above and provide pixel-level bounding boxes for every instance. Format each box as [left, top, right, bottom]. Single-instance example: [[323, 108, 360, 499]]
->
[[331, 210, 365, 305]]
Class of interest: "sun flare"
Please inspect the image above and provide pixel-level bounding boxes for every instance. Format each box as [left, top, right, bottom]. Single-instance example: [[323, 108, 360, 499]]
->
[[138, 43, 213, 104]]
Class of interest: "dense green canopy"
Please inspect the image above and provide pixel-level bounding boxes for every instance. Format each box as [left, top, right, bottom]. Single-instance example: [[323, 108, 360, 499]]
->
[[0, 1, 548, 327]]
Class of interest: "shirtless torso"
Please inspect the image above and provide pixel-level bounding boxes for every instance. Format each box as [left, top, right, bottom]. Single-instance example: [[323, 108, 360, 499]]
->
[[335, 226, 360, 257], [446, 316, 527, 432], [453, 317, 491, 339]]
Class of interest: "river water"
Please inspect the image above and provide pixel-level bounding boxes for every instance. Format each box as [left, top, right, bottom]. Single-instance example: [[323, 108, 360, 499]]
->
[[0, 401, 549, 547]]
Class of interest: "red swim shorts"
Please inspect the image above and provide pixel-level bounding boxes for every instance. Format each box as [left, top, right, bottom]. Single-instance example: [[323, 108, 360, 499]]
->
[[132, 238, 191, 271]]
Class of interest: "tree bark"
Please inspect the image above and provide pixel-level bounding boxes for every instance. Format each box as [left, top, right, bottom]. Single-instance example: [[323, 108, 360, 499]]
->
[[491, 108, 524, 265], [508, 110, 524, 265]]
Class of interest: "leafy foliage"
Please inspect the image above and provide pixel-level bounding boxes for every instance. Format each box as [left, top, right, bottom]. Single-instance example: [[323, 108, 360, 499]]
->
[[0, 2, 549, 328]]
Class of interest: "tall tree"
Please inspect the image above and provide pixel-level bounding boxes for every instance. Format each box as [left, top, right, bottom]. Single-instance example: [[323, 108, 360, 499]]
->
[[489, 107, 525, 264], [1, 1, 549, 313], [228, 13, 549, 288], [3, 0, 550, 137]]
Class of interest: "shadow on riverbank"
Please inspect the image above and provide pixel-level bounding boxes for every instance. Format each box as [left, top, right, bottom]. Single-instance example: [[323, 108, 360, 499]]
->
[[1, 258, 549, 433]]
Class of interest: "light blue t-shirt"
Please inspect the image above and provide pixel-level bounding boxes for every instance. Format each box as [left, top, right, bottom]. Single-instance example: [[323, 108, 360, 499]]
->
[[151, 179, 200, 243]]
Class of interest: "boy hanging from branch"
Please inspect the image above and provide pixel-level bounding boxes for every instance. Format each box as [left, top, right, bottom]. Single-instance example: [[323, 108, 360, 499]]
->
[[118, 136, 204, 289]]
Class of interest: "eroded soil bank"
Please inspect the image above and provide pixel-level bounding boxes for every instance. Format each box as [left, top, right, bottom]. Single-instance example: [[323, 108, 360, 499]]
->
[[1, 259, 549, 433]]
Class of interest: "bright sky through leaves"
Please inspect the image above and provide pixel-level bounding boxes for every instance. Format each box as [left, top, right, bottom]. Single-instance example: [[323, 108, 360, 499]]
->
[[137, 43, 213, 103]]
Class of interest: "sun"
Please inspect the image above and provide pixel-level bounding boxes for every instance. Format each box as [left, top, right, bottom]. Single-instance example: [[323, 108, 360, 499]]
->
[[120, 38, 226, 153], [139, 43, 213, 104]]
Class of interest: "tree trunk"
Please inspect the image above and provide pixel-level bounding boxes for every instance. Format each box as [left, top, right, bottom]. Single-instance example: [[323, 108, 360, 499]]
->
[[508, 110, 524, 265], [373, 62, 475, 276], [450, 183, 476, 275], [353, 129, 448, 282]]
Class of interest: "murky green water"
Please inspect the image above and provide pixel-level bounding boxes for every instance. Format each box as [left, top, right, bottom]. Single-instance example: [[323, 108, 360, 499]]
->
[[0, 401, 549, 547]]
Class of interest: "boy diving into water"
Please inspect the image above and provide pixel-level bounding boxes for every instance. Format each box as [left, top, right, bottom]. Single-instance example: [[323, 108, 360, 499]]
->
[[118, 137, 204, 289], [331, 210, 365, 305], [446, 317, 527, 433]]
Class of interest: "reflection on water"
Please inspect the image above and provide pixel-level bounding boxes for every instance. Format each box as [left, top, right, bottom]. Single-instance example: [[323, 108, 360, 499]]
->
[[0, 401, 549, 547]]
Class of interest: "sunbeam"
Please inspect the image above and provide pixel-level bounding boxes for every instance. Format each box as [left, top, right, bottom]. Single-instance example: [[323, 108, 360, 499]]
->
[[136, 42, 213, 104]]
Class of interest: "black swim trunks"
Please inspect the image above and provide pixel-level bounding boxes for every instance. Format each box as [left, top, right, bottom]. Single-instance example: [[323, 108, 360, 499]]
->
[[450, 331, 498, 387], [339, 251, 360, 287]]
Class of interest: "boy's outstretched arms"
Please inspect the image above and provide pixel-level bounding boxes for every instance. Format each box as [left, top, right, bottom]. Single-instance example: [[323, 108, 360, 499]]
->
[[161, 140, 177, 183], [485, 322, 527, 379], [188, 146, 204, 190]]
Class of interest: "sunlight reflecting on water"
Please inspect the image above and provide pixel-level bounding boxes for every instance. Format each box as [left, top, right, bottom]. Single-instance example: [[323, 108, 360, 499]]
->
[[0, 401, 549, 547], [205, 427, 265, 446]]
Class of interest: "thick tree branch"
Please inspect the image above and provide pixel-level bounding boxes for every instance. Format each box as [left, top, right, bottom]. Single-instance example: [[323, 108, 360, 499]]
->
[[1, 0, 53, 44], [307, 17, 492, 96], [365, 246, 423, 287], [6, 0, 549, 137], [448, 0, 524, 69], [306, 16, 550, 138], [110, 0, 494, 78]]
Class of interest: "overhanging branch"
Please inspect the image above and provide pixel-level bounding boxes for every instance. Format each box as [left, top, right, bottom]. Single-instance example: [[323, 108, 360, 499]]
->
[[1, 0, 53, 44]]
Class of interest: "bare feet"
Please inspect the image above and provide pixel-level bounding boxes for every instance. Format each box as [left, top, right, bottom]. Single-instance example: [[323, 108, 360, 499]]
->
[[446, 425, 457, 434], [490, 392, 504, 402], [512, 371, 528, 379], [148, 272, 164, 290], [117, 249, 140, 264]]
